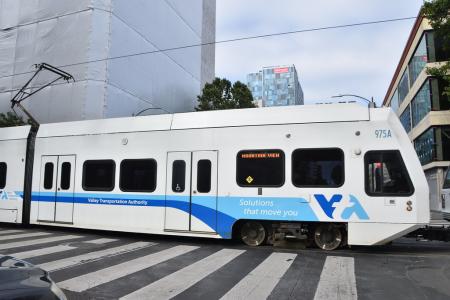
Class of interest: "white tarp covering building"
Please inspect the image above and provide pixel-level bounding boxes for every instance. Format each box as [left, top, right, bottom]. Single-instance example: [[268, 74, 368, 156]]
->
[[0, 0, 216, 123]]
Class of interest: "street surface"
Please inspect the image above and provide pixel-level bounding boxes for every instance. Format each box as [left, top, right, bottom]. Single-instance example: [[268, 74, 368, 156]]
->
[[0, 225, 449, 300]]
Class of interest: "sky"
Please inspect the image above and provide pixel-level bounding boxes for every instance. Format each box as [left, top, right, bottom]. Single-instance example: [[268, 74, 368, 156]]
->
[[214, 0, 424, 106]]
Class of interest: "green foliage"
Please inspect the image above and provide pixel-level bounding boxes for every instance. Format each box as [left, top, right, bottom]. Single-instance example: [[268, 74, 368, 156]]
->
[[0, 112, 26, 128], [422, 0, 450, 97], [196, 78, 256, 111]]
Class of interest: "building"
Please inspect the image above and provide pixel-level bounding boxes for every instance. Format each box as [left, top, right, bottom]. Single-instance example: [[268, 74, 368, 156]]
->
[[383, 15, 450, 218], [247, 65, 303, 107], [0, 0, 216, 123]]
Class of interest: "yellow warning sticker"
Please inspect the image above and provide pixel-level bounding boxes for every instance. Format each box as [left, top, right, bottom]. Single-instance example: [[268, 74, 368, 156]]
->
[[246, 176, 254, 184]]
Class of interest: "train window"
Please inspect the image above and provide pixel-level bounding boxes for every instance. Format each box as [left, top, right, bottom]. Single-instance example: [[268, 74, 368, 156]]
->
[[365, 151, 414, 196], [0, 162, 6, 189], [292, 148, 344, 187], [44, 163, 54, 190], [120, 159, 157, 192], [236, 150, 285, 187], [60, 162, 71, 190], [83, 160, 115, 191], [197, 160, 212, 193], [172, 160, 186, 193]]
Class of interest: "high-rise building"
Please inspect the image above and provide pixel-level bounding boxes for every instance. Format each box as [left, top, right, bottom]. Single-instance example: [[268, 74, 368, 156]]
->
[[384, 15, 450, 219], [247, 65, 303, 107], [0, 0, 216, 123]]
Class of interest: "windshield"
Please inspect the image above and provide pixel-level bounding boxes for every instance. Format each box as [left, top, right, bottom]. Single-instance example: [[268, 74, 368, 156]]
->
[[444, 167, 450, 189]]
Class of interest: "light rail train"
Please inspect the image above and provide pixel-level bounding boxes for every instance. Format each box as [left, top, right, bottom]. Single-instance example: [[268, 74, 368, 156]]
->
[[0, 104, 430, 250]]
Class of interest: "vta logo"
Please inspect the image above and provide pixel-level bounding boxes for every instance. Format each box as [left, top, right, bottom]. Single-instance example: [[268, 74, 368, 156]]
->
[[314, 194, 369, 220], [0, 190, 8, 200]]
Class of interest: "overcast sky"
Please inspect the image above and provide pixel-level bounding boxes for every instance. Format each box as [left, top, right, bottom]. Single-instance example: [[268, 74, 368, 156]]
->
[[215, 0, 424, 105]]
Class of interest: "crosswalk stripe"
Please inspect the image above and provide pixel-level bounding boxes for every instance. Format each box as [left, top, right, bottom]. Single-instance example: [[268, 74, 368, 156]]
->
[[0, 229, 24, 235], [0, 235, 82, 251], [220, 252, 297, 300], [0, 232, 51, 241], [39, 241, 156, 272], [9, 245, 76, 259], [313, 256, 357, 300], [83, 238, 118, 244], [58, 245, 198, 293], [121, 248, 246, 300]]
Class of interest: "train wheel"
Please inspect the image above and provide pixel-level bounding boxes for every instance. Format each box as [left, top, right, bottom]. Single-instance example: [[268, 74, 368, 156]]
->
[[314, 224, 342, 250], [240, 221, 266, 246]]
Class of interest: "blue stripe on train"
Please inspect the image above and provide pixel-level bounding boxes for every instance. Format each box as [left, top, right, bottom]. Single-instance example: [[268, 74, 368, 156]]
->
[[30, 192, 319, 238]]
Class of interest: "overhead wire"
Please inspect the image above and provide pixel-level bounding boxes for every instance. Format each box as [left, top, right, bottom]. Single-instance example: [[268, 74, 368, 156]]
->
[[2, 16, 417, 81]]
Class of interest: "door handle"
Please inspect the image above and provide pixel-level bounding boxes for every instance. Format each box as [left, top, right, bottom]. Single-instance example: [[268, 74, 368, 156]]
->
[[193, 190, 197, 194]]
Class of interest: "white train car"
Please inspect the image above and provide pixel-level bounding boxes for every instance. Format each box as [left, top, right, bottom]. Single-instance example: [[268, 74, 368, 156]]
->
[[1, 104, 430, 249], [0, 125, 31, 223]]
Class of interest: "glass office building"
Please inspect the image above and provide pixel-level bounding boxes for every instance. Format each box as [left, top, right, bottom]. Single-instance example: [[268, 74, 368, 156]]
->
[[247, 65, 304, 107], [384, 16, 450, 218]]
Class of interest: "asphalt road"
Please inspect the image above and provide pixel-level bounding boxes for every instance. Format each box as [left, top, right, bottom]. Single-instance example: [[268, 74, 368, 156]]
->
[[0, 225, 449, 300]]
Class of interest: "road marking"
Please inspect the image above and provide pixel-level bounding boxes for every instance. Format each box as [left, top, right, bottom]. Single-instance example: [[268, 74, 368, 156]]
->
[[58, 245, 198, 293], [220, 252, 297, 300], [121, 248, 246, 300], [39, 241, 154, 272], [0, 230, 23, 235], [10, 245, 76, 259], [0, 235, 82, 250], [0, 232, 51, 241], [83, 238, 118, 244], [313, 256, 357, 300]]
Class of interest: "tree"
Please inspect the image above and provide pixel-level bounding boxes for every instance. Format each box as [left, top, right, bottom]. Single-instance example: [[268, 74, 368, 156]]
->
[[196, 78, 256, 111], [422, 0, 450, 96], [0, 112, 26, 128]]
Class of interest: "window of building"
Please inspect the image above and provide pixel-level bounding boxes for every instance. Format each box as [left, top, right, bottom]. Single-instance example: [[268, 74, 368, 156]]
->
[[44, 162, 54, 190], [442, 126, 450, 162], [197, 160, 212, 193], [120, 159, 157, 192], [411, 80, 431, 127], [390, 89, 399, 112], [236, 150, 285, 187], [399, 105, 412, 132], [365, 151, 414, 196], [172, 160, 186, 193], [0, 163, 6, 189], [436, 79, 450, 110], [292, 148, 344, 187], [408, 34, 428, 86], [60, 162, 71, 190], [433, 32, 450, 62], [444, 167, 450, 189], [398, 70, 410, 104], [83, 160, 115, 191], [414, 128, 436, 165]]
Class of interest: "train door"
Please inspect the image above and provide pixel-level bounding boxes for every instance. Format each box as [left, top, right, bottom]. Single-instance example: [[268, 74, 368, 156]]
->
[[38, 155, 76, 223], [165, 151, 218, 233]]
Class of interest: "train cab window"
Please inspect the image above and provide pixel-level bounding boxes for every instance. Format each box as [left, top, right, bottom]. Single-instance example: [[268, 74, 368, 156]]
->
[[365, 151, 414, 196], [44, 163, 54, 190], [60, 162, 71, 190], [236, 150, 285, 187], [292, 148, 344, 187], [83, 160, 115, 191], [0, 162, 6, 189], [197, 160, 212, 193], [172, 160, 186, 193], [120, 159, 157, 192]]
